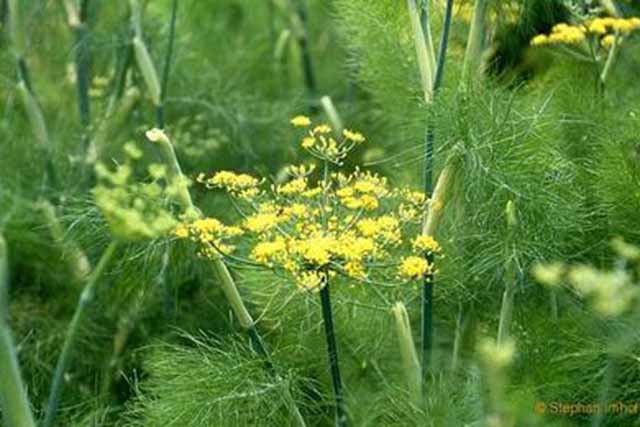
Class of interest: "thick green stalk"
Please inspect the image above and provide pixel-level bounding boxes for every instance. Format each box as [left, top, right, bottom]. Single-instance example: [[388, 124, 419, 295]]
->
[[461, 0, 488, 82], [211, 257, 254, 330], [64, 0, 92, 138], [419, 0, 437, 75], [42, 241, 119, 427], [320, 96, 343, 135], [38, 200, 91, 283], [7, 0, 24, 58], [211, 256, 306, 427], [407, 0, 435, 103], [496, 275, 515, 346], [145, 129, 195, 215], [422, 159, 453, 237], [420, 156, 455, 373], [319, 275, 347, 427], [133, 37, 161, 107], [600, 33, 620, 88], [16, 81, 49, 148], [392, 302, 422, 405], [8, 0, 57, 189], [423, 0, 454, 206], [433, 0, 454, 92], [290, 0, 317, 111], [158, 0, 178, 129], [0, 234, 36, 427]]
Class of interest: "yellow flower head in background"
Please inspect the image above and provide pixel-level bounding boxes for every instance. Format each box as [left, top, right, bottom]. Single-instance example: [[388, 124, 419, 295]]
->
[[93, 146, 178, 241], [531, 16, 640, 47], [290, 115, 311, 127]]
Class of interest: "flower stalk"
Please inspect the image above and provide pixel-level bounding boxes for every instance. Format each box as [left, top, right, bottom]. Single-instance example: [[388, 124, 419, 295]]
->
[[319, 273, 347, 427], [42, 240, 119, 427], [420, 155, 454, 373], [63, 0, 92, 145], [8, 0, 57, 189], [320, 96, 344, 136], [37, 200, 91, 283], [392, 302, 422, 405], [291, 0, 317, 111], [497, 200, 518, 346], [407, 0, 436, 103], [461, 0, 488, 82], [0, 233, 37, 427], [145, 129, 195, 215], [210, 254, 307, 427], [407, 0, 454, 376]]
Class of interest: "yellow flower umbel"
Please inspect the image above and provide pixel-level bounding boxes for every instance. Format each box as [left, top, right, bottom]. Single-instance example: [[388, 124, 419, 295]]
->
[[93, 144, 179, 241], [292, 117, 367, 165], [290, 115, 311, 127], [174, 217, 243, 257], [398, 256, 432, 280], [181, 117, 436, 291], [397, 234, 441, 282], [531, 16, 640, 48]]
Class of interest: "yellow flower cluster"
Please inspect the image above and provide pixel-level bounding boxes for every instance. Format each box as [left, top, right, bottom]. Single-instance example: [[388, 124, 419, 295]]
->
[[93, 145, 179, 241], [186, 117, 442, 291], [290, 116, 366, 164], [174, 217, 243, 256], [412, 235, 441, 254], [586, 17, 640, 34], [398, 256, 433, 280], [531, 23, 586, 46], [197, 170, 262, 199], [531, 17, 640, 47], [533, 238, 640, 317], [335, 169, 389, 211]]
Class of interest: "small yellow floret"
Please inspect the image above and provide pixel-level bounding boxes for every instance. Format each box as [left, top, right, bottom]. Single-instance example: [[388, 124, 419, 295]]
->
[[343, 129, 365, 143], [291, 115, 311, 127], [398, 256, 432, 280], [413, 235, 442, 254]]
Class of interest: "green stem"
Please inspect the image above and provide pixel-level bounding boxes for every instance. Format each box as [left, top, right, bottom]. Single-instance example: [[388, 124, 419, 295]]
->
[[407, 0, 435, 103], [147, 130, 195, 214], [293, 0, 317, 112], [0, 234, 36, 427], [496, 280, 515, 346], [433, 0, 454, 93], [320, 96, 343, 136], [599, 33, 620, 90], [210, 256, 306, 427], [461, 0, 488, 82], [42, 240, 119, 427], [156, 0, 178, 130], [319, 274, 347, 427], [450, 303, 463, 372], [392, 302, 422, 405], [421, 254, 434, 374]]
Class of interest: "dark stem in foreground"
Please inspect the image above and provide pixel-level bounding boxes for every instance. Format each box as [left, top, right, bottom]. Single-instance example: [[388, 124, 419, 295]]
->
[[421, 255, 434, 372], [420, 0, 453, 376], [319, 274, 347, 427]]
